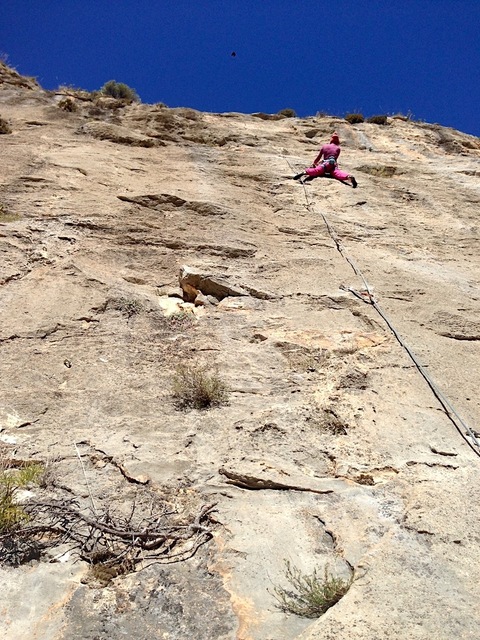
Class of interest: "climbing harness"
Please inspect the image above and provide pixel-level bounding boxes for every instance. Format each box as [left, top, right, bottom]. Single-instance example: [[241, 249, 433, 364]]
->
[[286, 157, 480, 459], [321, 156, 337, 174]]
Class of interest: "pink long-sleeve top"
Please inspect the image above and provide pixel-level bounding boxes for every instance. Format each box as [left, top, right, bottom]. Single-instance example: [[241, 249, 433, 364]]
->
[[313, 143, 341, 165]]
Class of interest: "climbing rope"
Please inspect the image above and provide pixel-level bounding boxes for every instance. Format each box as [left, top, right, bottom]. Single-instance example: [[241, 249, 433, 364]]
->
[[286, 158, 480, 459]]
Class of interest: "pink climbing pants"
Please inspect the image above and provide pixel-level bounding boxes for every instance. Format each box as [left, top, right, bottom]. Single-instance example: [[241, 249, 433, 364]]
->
[[305, 163, 350, 181]]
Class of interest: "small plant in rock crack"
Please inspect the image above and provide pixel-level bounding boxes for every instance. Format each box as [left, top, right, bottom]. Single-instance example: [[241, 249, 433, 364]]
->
[[273, 561, 353, 618], [172, 362, 229, 410]]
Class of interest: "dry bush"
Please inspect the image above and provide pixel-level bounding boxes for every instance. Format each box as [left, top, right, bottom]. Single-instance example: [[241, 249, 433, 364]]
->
[[273, 561, 353, 618], [367, 114, 388, 125], [356, 473, 375, 485], [345, 113, 364, 124], [316, 408, 349, 435], [112, 297, 143, 318], [0, 457, 217, 571], [277, 108, 297, 118], [0, 116, 12, 134], [58, 97, 78, 112], [172, 363, 229, 410]]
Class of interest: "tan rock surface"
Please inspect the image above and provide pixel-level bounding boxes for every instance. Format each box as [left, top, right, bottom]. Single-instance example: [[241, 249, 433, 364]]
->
[[1, 62, 480, 639]]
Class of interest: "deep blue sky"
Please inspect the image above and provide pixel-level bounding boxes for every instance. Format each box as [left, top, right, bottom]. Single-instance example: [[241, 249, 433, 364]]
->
[[2, 1, 480, 136]]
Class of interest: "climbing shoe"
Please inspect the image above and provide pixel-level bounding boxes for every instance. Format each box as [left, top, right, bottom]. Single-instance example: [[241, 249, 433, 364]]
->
[[293, 172, 305, 181], [351, 176, 358, 189]]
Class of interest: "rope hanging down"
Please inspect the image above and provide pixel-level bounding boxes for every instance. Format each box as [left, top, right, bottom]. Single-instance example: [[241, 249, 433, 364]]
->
[[287, 158, 480, 459]]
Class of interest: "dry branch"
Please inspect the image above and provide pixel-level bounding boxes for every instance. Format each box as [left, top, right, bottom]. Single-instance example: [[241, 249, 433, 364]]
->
[[0, 495, 216, 571]]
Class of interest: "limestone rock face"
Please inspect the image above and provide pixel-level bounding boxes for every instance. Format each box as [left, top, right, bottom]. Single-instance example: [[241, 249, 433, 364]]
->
[[1, 64, 480, 639]]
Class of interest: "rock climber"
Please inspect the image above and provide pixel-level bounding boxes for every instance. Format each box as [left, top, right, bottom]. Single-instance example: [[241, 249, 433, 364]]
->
[[293, 131, 357, 188]]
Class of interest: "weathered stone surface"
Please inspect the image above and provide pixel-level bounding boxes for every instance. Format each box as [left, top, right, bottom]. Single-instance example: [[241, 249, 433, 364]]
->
[[61, 562, 237, 640], [79, 121, 157, 147], [1, 63, 480, 640]]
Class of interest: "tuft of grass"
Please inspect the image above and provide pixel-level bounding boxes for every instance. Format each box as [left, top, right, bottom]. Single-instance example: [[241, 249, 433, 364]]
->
[[273, 561, 353, 618], [345, 113, 364, 124], [0, 487, 28, 533], [0, 462, 44, 533], [172, 363, 229, 410]]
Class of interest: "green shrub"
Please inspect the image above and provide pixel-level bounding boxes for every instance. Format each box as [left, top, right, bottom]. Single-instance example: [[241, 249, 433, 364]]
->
[[273, 561, 352, 618], [100, 80, 139, 103], [345, 113, 364, 124], [367, 114, 388, 125], [277, 108, 297, 118], [0, 116, 12, 134], [172, 362, 229, 410]]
